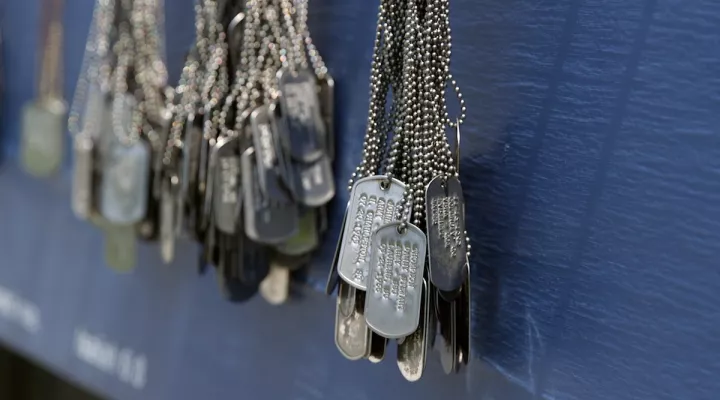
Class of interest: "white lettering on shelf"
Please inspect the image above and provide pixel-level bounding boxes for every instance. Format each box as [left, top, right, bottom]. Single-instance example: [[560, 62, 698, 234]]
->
[[74, 328, 148, 390], [0, 285, 41, 335]]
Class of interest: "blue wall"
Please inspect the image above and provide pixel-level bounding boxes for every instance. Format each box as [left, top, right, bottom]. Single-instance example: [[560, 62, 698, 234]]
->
[[1, 0, 719, 399]]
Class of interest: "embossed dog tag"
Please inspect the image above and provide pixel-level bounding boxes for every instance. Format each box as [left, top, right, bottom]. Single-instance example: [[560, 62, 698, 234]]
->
[[317, 74, 335, 160], [20, 99, 66, 177], [71, 135, 96, 220], [426, 176, 468, 298], [251, 104, 293, 198], [334, 281, 372, 360], [212, 136, 240, 234], [99, 139, 151, 225], [241, 146, 298, 244], [364, 222, 427, 339], [397, 279, 433, 382], [292, 155, 335, 207], [337, 176, 407, 290], [325, 206, 349, 295], [277, 69, 326, 163], [275, 208, 319, 256]]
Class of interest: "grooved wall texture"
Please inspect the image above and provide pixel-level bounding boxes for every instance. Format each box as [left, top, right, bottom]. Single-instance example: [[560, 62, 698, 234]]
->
[[1, 0, 719, 399]]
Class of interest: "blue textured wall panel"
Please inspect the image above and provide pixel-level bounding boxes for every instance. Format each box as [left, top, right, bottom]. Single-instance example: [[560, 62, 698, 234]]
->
[[1, 0, 719, 399]]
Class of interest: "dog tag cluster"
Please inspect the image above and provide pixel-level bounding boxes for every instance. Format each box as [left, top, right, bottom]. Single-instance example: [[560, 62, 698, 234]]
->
[[326, 0, 472, 381], [69, 0, 335, 304]]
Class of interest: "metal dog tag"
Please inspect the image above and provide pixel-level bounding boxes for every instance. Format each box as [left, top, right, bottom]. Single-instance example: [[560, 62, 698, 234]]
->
[[317, 74, 335, 160], [436, 289, 458, 375], [227, 12, 245, 70], [364, 222, 427, 339], [397, 279, 433, 382], [251, 104, 293, 198], [213, 136, 240, 234], [20, 99, 66, 177], [260, 261, 290, 306], [426, 176, 468, 298], [277, 68, 326, 163], [241, 147, 298, 244], [275, 208, 319, 256], [367, 333, 387, 363], [292, 155, 335, 207], [71, 135, 96, 220], [159, 177, 177, 264], [104, 224, 137, 273], [99, 139, 151, 225], [325, 206, 349, 295], [152, 108, 174, 200], [337, 176, 407, 290], [334, 281, 372, 360]]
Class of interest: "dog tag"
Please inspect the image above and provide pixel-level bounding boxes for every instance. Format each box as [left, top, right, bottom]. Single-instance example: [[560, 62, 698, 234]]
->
[[337, 176, 407, 290], [325, 206, 349, 295], [277, 69, 326, 163], [20, 99, 66, 177], [227, 12, 245, 70], [436, 289, 458, 375], [152, 108, 174, 199], [426, 176, 468, 298], [100, 139, 151, 225], [397, 279, 433, 382], [216, 233, 259, 303], [241, 147, 298, 244], [71, 135, 96, 220], [292, 155, 335, 207], [213, 136, 240, 234], [275, 208, 319, 256], [260, 261, 291, 305], [364, 222, 427, 339], [159, 176, 177, 264], [367, 333, 387, 363], [457, 267, 471, 368], [251, 104, 293, 198], [334, 281, 372, 360], [317, 74, 335, 160], [104, 223, 137, 273]]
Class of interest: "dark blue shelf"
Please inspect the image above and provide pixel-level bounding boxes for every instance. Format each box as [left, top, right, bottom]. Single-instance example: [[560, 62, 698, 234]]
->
[[2, 0, 720, 399]]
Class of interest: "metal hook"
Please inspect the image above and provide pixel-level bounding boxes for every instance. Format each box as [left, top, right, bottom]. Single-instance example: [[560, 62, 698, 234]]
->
[[454, 117, 461, 174]]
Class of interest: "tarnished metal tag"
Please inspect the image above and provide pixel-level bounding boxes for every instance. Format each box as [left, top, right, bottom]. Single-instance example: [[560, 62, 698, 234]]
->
[[277, 68, 326, 163], [317, 74, 335, 160], [334, 281, 372, 360], [425, 176, 468, 297], [337, 176, 407, 290], [364, 222, 427, 339], [71, 135, 96, 220], [20, 100, 66, 177], [397, 278, 433, 382], [99, 139, 151, 225], [213, 136, 241, 234]]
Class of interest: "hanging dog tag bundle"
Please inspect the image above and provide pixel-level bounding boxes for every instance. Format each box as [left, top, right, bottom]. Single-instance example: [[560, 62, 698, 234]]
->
[[69, 0, 168, 271], [127, 0, 336, 303], [327, 0, 471, 381]]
